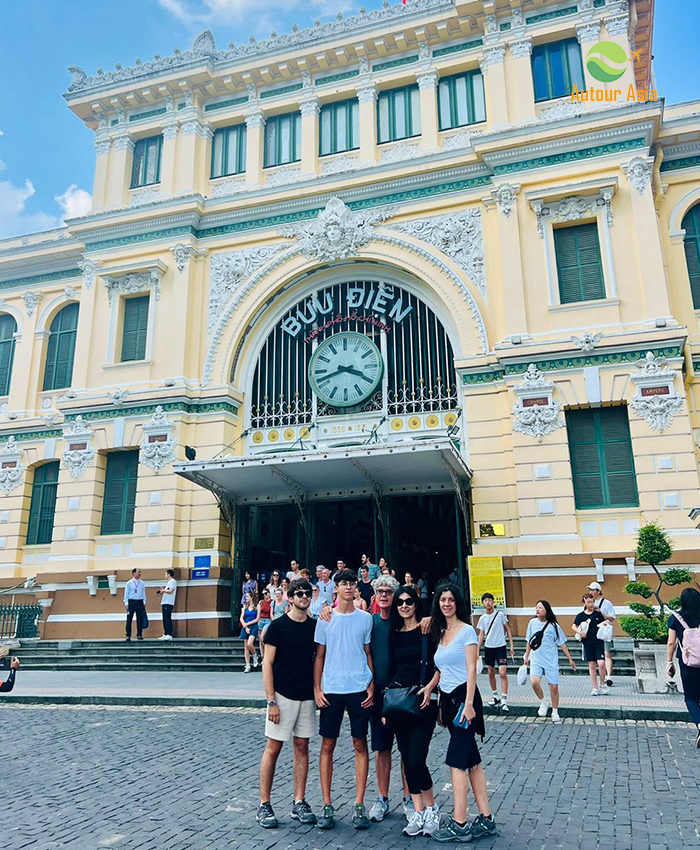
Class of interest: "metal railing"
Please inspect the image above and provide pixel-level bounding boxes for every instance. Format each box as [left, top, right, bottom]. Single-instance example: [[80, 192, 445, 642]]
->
[[0, 605, 43, 639]]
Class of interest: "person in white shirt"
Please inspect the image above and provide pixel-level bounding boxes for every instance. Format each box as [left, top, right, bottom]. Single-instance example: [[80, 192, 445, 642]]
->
[[286, 558, 302, 581], [317, 566, 335, 607], [124, 567, 147, 642], [587, 582, 616, 686], [157, 569, 177, 640], [476, 593, 515, 711]]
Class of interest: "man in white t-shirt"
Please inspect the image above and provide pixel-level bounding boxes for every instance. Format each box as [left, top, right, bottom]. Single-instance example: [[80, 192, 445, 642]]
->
[[314, 569, 374, 832], [316, 566, 335, 606], [158, 569, 177, 640], [588, 582, 616, 686], [476, 593, 515, 711]]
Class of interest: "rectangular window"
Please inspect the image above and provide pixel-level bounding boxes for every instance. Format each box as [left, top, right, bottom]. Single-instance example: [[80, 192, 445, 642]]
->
[[131, 136, 162, 188], [554, 223, 606, 304], [27, 461, 60, 546], [101, 450, 139, 535], [531, 38, 585, 101], [264, 112, 301, 168], [319, 99, 360, 156], [567, 408, 638, 510], [377, 85, 421, 144], [211, 124, 247, 178], [120, 295, 150, 362], [438, 71, 487, 131]]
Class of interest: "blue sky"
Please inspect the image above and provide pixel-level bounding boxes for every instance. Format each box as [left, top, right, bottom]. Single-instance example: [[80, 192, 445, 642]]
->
[[0, 0, 696, 239]]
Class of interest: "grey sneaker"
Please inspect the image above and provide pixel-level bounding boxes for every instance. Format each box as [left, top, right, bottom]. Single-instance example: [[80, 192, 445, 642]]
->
[[317, 804, 335, 830], [352, 803, 370, 830], [291, 799, 316, 825], [423, 805, 440, 836], [402, 809, 425, 837], [469, 813, 497, 840], [433, 817, 472, 843], [402, 795, 415, 821], [256, 802, 278, 829], [369, 796, 389, 822]]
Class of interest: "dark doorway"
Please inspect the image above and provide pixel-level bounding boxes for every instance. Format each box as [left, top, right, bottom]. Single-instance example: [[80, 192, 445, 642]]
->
[[316, 498, 376, 571]]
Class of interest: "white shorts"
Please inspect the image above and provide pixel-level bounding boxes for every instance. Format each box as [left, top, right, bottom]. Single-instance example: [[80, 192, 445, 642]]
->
[[530, 662, 560, 685], [265, 694, 317, 742]]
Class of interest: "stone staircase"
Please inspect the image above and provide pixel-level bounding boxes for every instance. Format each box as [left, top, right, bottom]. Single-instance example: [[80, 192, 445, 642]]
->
[[15, 636, 637, 675]]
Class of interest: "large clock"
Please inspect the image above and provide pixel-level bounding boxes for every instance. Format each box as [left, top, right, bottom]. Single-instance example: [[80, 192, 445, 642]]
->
[[308, 332, 383, 408]]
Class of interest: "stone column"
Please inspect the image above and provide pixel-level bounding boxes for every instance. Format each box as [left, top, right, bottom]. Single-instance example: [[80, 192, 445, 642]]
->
[[159, 123, 179, 196], [300, 98, 320, 176], [245, 111, 265, 187], [91, 138, 111, 212], [356, 83, 378, 164], [416, 69, 439, 151], [490, 183, 529, 341], [105, 135, 133, 208], [175, 120, 211, 196], [508, 38, 536, 123], [480, 46, 508, 128]]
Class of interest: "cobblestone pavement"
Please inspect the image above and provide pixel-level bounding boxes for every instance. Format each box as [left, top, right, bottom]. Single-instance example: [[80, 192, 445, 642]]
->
[[11, 670, 686, 711], [1, 706, 698, 850]]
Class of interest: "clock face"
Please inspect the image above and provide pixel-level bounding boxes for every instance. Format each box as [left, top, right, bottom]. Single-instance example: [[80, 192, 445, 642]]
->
[[308, 332, 383, 408]]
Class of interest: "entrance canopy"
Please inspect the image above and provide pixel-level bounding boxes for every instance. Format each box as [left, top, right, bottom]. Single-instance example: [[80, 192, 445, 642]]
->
[[174, 438, 471, 505]]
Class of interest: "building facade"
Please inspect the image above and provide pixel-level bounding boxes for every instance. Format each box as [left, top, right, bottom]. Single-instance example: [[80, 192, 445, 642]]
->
[[1, 0, 699, 638]]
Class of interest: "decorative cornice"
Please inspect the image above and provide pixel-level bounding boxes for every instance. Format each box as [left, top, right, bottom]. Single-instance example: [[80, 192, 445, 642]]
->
[[0, 268, 80, 293], [493, 138, 646, 175], [660, 155, 700, 173]]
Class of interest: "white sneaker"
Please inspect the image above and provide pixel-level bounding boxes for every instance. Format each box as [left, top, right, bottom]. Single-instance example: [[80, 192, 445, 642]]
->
[[422, 806, 440, 836], [402, 810, 425, 837], [599, 684, 608, 694], [158, 635, 168, 640], [368, 797, 389, 822], [551, 709, 562, 724], [501, 701, 510, 713], [244, 664, 251, 673], [537, 701, 549, 718], [253, 655, 259, 668], [402, 796, 415, 821], [165, 635, 173, 641], [591, 688, 600, 696], [487, 695, 501, 707]]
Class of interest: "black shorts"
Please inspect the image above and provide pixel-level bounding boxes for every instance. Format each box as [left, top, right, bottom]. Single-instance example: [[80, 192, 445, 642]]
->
[[440, 684, 484, 772], [370, 689, 395, 752], [484, 646, 508, 668], [583, 641, 605, 663], [319, 691, 371, 740]]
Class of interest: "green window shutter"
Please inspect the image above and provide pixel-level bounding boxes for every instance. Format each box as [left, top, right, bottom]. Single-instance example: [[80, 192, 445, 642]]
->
[[27, 461, 60, 545], [567, 408, 638, 510], [43, 303, 79, 391], [682, 205, 700, 308], [554, 223, 605, 304], [101, 450, 139, 535], [0, 313, 17, 396], [121, 296, 150, 362]]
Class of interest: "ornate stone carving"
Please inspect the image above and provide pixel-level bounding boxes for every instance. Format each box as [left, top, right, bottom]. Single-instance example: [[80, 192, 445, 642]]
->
[[112, 135, 134, 152], [162, 123, 179, 140], [511, 365, 564, 443], [380, 141, 421, 164], [140, 406, 177, 472], [442, 129, 478, 151], [356, 84, 378, 104], [416, 69, 438, 89], [0, 437, 25, 495], [577, 23, 601, 43], [78, 257, 100, 290], [388, 210, 485, 297], [418, 41, 430, 62], [41, 410, 62, 427], [94, 139, 112, 156], [170, 243, 193, 274], [265, 166, 302, 188], [511, 9, 524, 27], [280, 197, 395, 264], [209, 245, 286, 333], [192, 29, 216, 56], [22, 291, 43, 317], [532, 193, 611, 237], [517, 364, 552, 392], [623, 157, 653, 196], [492, 183, 519, 219], [108, 388, 130, 407], [630, 392, 683, 433], [509, 39, 533, 59], [62, 416, 96, 479], [300, 98, 320, 117], [211, 177, 246, 197], [182, 119, 211, 139], [480, 46, 506, 71], [64, 286, 77, 301], [129, 187, 161, 206], [321, 154, 362, 176], [606, 15, 630, 37], [245, 111, 265, 129], [572, 332, 603, 353], [485, 14, 498, 34], [629, 352, 683, 433], [103, 269, 162, 305], [539, 99, 584, 122]]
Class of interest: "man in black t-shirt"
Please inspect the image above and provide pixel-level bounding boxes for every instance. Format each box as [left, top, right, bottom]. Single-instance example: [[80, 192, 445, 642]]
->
[[257, 579, 318, 830], [358, 565, 374, 609], [572, 593, 608, 695]]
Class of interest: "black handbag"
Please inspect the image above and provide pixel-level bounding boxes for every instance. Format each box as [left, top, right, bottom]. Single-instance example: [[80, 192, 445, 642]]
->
[[528, 621, 549, 651], [382, 634, 429, 720]]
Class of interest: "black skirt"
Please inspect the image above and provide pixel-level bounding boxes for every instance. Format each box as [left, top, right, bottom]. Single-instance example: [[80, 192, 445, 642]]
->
[[439, 682, 485, 771]]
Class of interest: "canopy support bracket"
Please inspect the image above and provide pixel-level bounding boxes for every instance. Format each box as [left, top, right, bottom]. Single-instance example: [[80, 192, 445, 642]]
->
[[270, 466, 309, 534]]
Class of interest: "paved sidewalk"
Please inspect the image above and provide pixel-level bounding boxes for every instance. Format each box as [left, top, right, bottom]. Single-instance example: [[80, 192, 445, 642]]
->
[[2, 669, 690, 720]]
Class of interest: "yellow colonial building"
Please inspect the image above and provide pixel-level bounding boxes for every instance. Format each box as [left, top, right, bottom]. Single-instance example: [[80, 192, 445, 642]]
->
[[1, 0, 698, 638]]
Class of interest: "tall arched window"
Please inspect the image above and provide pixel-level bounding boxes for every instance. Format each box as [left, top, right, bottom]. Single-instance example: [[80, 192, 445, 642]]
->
[[26, 461, 60, 545], [43, 303, 79, 391], [0, 313, 17, 396], [682, 204, 700, 309]]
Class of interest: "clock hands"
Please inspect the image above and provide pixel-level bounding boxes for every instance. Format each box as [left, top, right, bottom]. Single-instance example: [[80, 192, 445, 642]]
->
[[318, 364, 373, 382]]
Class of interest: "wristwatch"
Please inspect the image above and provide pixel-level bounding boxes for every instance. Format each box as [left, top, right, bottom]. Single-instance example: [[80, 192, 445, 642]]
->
[[267, 699, 277, 707]]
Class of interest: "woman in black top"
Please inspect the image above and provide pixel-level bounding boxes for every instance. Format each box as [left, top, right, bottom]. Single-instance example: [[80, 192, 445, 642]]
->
[[667, 587, 700, 747], [385, 585, 440, 838], [572, 593, 607, 695]]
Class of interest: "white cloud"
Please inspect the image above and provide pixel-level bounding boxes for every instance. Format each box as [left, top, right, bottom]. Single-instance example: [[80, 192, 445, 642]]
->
[[55, 184, 92, 220], [0, 178, 61, 239], [157, 0, 353, 27]]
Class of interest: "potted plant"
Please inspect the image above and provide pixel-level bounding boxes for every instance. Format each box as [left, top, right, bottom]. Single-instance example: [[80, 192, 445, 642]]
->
[[620, 522, 693, 693]]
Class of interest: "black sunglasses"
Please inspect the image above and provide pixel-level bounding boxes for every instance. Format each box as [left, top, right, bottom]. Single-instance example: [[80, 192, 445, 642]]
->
[[397, 598, 416, 607], [293, 590, 313, 598]]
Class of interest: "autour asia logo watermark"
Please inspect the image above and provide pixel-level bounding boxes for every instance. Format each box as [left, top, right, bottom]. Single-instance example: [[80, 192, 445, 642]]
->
[[571, 40, 658, 103]]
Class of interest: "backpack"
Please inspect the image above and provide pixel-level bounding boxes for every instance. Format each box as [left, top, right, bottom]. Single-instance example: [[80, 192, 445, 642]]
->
[[673, 613, 700, 668]]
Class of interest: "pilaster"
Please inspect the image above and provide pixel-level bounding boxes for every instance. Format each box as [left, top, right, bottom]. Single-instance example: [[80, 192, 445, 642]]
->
[[508, 39, 537, 124], [91, 138, 111, 212], [175, 119, 211, 196], [416, 70, 439, 151], [159, 123, 179, 196], [603, 13, 637, 94], [300, 98, 320, 176], [480, 47, 508, 128], [245, 111, 265, 187], [577, 23, 605, 93], [356, 83, 378, 164], [105, 135, 133, 209], [489, 183, 528, 340]]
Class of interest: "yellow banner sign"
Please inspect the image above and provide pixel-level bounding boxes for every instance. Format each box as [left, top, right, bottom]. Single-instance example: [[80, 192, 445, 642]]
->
[[468, 556, 506, 608]]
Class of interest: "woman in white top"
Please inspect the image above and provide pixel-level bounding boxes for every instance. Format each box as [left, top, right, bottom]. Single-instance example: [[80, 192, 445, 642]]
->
[[523, 600, 577, 724], [422, 583, 496, 844]]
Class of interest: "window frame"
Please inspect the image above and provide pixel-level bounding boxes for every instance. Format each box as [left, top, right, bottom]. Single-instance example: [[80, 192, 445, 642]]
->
[[101, 450, 139, 536], [26, 461, 60, 546], [437, 70, 487, 131], [263, 112, 301, 169], [531, 38, 585, 102], [682, 204, 700, 309], [130, 135, 163, 188], [0, 313, 17, 397], [376, 85, 421, 144], [120, 294, 150, 363], [319, 98, 360, 157], [210, 123, 247, 179], [43, 303, 79, 392], [553, 222, 606, 305]]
